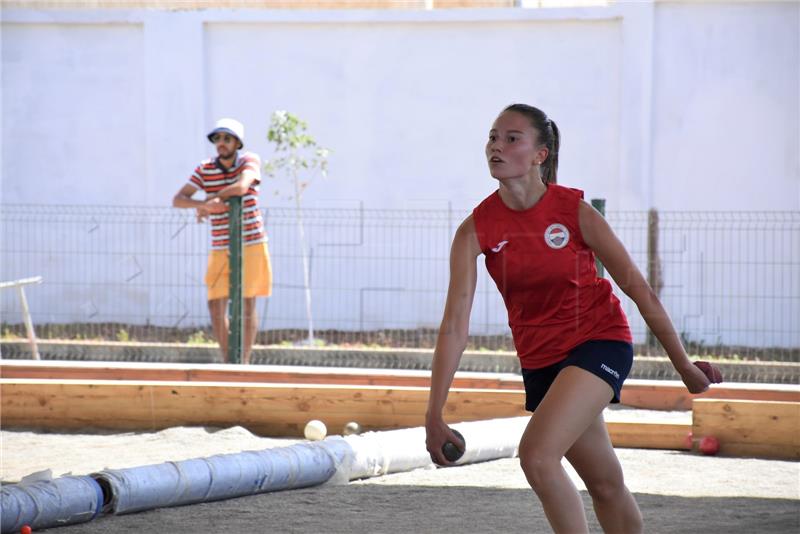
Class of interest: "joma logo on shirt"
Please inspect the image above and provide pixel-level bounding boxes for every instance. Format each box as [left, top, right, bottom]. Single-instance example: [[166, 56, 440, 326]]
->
[[491, 240, 509, 253]]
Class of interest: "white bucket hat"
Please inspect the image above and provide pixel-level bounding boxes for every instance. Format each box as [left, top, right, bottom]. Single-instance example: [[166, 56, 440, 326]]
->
[[207, 118, 244, 149]]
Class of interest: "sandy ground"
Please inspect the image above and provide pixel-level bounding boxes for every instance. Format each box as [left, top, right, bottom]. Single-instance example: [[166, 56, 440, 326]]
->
[[2, 410, 798, 534]]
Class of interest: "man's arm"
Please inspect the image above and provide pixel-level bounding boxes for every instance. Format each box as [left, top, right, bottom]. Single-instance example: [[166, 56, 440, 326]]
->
[[214, 154, 261, 199], [173, 183, 227, 215], [172, 184, 203, 208]]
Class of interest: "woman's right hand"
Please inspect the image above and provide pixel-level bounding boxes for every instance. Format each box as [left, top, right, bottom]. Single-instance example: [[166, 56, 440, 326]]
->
[[425, 216, 479, 466], [425, 415, 463, 466]]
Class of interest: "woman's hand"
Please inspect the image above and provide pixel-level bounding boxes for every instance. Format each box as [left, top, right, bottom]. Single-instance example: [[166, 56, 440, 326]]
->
[[425, 416, 463, 466], [679, 361, 723, 394], [425, 216, 480, 466]]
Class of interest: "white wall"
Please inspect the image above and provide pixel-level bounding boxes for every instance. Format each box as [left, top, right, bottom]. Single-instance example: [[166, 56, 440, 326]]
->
[[1, 1, 798, 346], [3, 2, 796, 210], [4, 2, 797, 210], [651, 1, 800, 210], [2, 22, 147, 204], [203, 16, 621, 210]]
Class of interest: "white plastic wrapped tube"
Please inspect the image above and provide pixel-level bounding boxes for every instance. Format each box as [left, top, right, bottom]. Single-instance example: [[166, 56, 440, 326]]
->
[[93, 438, 353, 515], [1, 417, 528, 531], [342, 417, 529, 479], [1, 475, 103, 533]]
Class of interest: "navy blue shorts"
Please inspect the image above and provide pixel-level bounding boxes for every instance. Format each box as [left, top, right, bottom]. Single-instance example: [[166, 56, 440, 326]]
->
[[521, 340, 634, 412]]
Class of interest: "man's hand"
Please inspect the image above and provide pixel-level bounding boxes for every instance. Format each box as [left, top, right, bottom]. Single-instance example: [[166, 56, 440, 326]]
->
[[203, 197, 229, 214]]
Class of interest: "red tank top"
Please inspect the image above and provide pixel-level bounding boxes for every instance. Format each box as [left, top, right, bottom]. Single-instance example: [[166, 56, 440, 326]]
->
[[472, 184, 632, 369]]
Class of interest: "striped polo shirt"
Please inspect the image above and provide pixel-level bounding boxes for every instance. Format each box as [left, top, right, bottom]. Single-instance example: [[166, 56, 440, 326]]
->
[[188, 151, 267, 251]]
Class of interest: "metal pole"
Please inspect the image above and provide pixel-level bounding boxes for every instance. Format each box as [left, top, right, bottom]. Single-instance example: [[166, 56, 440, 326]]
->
[[646, 208, 662, 347], [227, 197, 243, 364], [590, 198, 606, 278]]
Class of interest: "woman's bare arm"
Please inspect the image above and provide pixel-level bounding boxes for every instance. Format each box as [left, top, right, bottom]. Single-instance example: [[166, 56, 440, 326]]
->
[[578, 201, 720, 393], [426, 215, 481, 463]]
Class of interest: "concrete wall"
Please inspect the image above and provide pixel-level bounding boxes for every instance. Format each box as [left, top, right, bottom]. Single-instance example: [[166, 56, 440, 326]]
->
[[4, 1, 797, 211], [1, 1, 798, 347], [650, 1, 799, 210]]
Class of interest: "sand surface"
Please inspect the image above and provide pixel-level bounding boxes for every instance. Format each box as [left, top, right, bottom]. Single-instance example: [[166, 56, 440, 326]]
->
[[2, 408, 798, 533]]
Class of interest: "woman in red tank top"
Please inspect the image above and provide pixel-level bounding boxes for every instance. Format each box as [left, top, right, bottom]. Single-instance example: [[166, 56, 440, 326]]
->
[[425, 104, 722, 534]]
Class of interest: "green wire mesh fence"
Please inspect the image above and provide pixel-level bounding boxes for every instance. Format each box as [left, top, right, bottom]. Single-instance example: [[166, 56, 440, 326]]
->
[[1, 205, 798, 367]]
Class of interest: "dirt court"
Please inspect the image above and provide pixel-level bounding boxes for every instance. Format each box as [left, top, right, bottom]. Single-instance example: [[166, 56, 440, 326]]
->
[[2, 414, 798, 534]]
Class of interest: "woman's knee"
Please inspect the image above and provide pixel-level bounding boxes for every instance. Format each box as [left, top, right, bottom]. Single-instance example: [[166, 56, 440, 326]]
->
[[518, 443, 561, 488], [584, 474, 626, 502]]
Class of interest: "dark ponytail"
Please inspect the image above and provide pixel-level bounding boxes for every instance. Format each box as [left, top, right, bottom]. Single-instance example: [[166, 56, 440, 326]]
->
[[502, 104, 560, 185]]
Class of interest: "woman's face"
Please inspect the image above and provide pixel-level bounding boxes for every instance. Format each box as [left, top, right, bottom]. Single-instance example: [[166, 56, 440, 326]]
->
[[485, 111, 547, 181]]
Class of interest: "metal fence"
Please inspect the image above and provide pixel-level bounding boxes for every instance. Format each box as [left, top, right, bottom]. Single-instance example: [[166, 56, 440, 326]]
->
[[1, 204, 798, 362]]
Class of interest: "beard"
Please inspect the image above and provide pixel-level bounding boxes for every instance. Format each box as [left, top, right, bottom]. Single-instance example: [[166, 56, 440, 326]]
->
[[217, 146, 236, 160]]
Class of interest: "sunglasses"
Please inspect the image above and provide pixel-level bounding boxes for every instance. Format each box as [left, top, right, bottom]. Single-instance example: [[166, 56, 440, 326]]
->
[[211, 133, 237, 144]]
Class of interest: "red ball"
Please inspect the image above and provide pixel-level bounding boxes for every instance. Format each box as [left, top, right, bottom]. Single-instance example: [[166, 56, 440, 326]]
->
[[21, 525, 32, 534], [699, 436, 720, 456]]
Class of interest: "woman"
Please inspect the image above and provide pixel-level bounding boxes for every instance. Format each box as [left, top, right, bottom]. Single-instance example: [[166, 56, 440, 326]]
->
[[425, 104, 722, 533]]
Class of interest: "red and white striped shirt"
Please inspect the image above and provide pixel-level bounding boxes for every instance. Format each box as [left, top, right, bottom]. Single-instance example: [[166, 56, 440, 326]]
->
[[188, 151, 267, 251]]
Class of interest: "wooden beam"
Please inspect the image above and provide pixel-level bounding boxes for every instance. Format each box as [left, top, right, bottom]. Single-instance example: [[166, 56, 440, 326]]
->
[[2, 379, 689, 451], [0, 361, 523, 390], [621, 379, 799, 411], [692, 399, 800, 460], [3, 363, 797, 411], [0, 379, 527, 437], [606, 421, 690, 450]]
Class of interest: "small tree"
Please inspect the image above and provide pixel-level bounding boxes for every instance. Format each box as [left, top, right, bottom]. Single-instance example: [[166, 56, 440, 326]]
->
[[264, 110, 330, 345]]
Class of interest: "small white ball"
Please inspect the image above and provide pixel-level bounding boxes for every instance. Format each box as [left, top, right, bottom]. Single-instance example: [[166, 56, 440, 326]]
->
[[343, 421, 362, 436], [304, 419, 327, 441]]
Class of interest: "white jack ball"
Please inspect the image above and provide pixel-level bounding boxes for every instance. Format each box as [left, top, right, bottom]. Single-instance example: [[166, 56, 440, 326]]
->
[[304, 419, 327, 441]]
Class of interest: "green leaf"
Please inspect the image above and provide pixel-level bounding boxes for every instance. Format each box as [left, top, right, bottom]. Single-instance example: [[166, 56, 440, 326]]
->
[[264, 109, 331, 198]]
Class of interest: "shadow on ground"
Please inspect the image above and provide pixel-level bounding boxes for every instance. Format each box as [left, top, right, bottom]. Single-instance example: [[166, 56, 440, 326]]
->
[[57, 484, 799, 533]]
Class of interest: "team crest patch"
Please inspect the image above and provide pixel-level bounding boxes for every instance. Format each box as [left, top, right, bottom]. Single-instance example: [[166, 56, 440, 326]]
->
[[544, 223, 569, 249]]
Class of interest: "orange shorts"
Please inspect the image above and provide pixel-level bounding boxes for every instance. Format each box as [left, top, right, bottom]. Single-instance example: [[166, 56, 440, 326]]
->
[[205, 242, 273, 301]]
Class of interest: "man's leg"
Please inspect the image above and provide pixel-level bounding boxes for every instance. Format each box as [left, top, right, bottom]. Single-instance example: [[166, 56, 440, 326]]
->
[[208, 298, 229, 363], [243, 298, 258, 365], [241, 241, 271, 365]]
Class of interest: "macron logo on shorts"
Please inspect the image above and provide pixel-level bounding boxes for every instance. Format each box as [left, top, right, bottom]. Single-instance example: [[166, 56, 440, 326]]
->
[[600, 363, 620, 380]]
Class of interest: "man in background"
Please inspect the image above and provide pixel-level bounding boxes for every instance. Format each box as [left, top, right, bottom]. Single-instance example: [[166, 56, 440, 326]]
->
[[172, 118, 272, 364]]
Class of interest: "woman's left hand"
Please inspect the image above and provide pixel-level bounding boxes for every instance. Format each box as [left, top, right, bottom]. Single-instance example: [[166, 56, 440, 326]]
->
[[695, 361, 723, 384], [679, 361, 723, 394]]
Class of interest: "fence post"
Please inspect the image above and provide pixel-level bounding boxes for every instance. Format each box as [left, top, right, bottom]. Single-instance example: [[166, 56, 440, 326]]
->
[[227, 197, 243, 364], [590, 198, 606, 277], [0, 276, 43, 360], [646, 208, 663, 348]]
